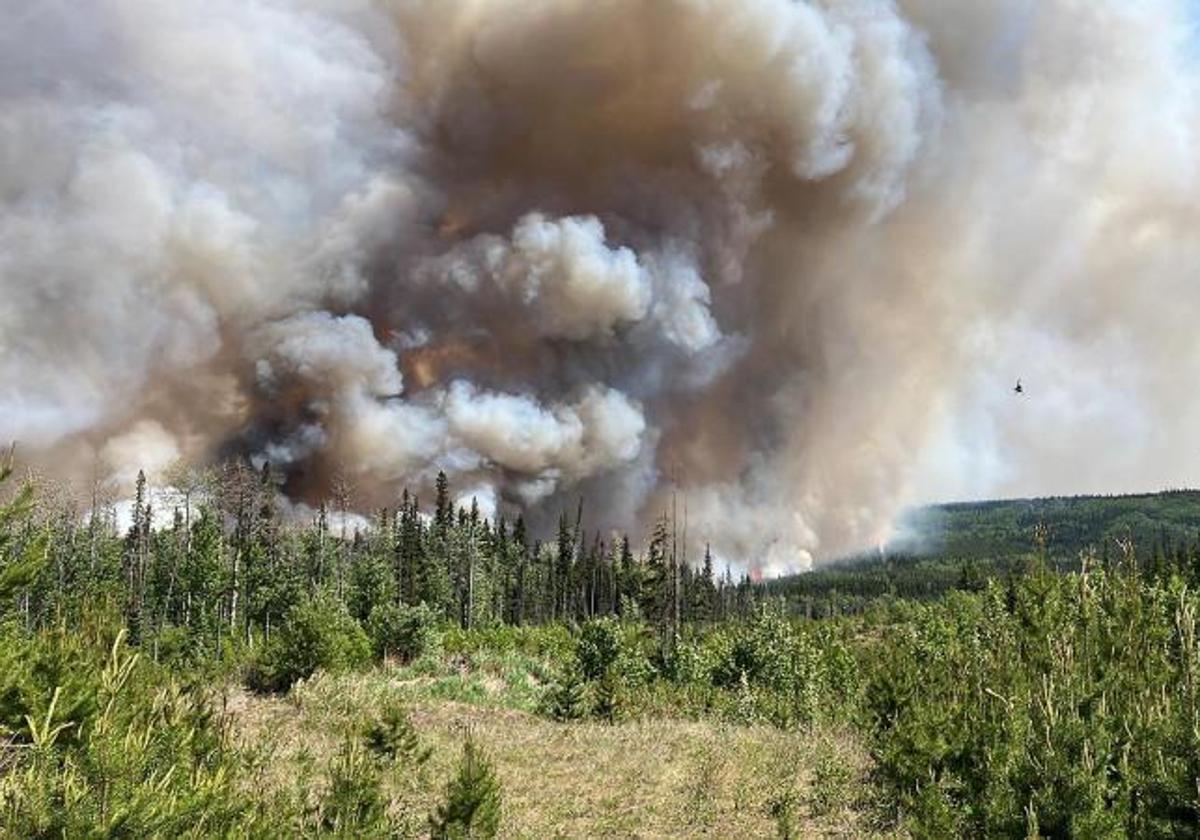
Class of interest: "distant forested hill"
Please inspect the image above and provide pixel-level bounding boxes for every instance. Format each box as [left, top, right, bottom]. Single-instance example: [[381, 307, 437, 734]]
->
[[766, 489, 1200, 614], [899, 489, 1200, 561]]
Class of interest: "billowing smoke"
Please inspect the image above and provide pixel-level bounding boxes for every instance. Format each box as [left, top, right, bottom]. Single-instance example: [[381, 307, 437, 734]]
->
[[3, 0, 1200, 574]]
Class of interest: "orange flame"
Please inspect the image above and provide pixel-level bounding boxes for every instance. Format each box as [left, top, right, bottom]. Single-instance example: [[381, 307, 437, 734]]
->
[[401, 341, 482, 390]]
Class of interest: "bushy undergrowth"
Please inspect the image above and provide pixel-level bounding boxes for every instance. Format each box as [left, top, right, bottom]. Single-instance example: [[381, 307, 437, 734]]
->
[[672, 608, 859, 727], [248, 591, 372, 693], [0, 616, 515, 838], [367, 601, 441, 662], [539, 617, 654, 722], [440, 622, 574, 661], [863, 559, 1200, 838], [15, 565, 1200, 839], [534, 609, 860, 727], [7, 447, 1200, 839], [0, 620, 254, 837], [428, 734, 502, 840]]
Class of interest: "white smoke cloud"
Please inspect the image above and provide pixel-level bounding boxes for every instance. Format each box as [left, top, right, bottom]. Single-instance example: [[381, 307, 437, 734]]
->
[[416, 213, 652, 338], [5, 0, 1200, 573], [258, 312, 403, 397], [444, 381, 644, 480], [100, 420, 182, 487], [500, 213, 652, 340]]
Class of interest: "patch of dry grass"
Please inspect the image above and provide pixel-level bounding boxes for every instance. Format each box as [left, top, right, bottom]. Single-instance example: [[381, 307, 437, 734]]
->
[[226, 668, 894, 839]]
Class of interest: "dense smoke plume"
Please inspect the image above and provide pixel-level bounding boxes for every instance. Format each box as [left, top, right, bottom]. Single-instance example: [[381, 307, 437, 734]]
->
[[4, 0, 1200, 573]]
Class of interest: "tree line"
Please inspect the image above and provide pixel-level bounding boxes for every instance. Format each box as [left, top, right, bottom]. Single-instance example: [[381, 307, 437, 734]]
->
[[10, 461, 759, 652]]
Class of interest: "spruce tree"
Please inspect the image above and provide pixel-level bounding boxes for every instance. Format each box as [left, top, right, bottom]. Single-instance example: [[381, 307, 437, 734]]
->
[[0, 460, 47, 608], [642, 514, 670, 633], [512, 516, 528, 624], [429, 734, 502, 840], [617, 536, 638, 619], [696, 542, 717, 623], [434, 471, 451, 534], [124, 470, 149, 641], [363, 700, 431, 766], [545, 667, 588, 721], [555, 512, 574, 621]]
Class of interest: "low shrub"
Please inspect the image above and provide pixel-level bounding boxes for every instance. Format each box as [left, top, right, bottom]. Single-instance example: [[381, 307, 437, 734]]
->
[[366, 601, 440, 662], [541, 665, 589, 721], [362, 699, 431, 766], [248, 592, 371, 693], [576, 616, 623, 680], [320, 740, 389, 834], [441, 623, 573, 660], [0, 628, 253, 837], [429, 734, 502, 839]]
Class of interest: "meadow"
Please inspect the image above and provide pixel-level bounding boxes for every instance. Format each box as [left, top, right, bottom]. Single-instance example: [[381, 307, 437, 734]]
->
[[3, 462, 1200, 838]]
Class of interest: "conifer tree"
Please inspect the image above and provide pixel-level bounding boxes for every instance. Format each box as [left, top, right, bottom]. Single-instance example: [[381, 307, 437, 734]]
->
[[462, 497, 479, 629], [512, 515, 528, 624], [531, 539, 550, 623], [429, 734, 501, 840], [555, 512, 574, 621], [695, 543, 717, 623], [363, 701, 431, 766], [617, 535, 637, 618], [124, 470, 149, 641], [434, 471, 452, 534], [0, 458, 47, 609], [397, 491, 421, 604], [545, 667, 588, 721], [642, 514, 670, 633], [185, 506, 224, 640]]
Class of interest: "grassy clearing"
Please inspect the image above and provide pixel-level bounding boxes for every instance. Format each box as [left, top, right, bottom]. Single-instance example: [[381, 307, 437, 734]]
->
[[227, 662, 891, 839]]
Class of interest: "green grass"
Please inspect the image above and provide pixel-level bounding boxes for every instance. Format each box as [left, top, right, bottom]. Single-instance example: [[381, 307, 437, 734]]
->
[[229, 664, 893, 839]]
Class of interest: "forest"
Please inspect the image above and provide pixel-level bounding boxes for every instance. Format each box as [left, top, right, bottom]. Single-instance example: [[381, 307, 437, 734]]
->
[[768, 490, 1200, 616], [4, 459, 1200, 837]]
